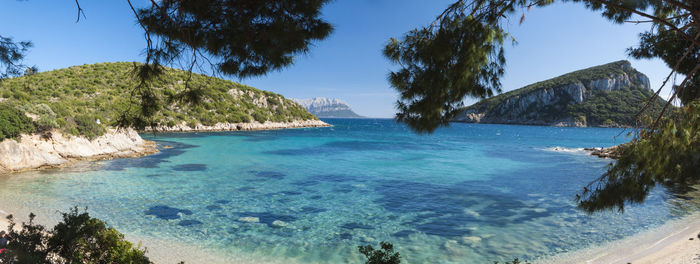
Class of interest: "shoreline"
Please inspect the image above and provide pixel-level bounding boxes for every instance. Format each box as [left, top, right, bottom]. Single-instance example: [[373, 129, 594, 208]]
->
[[540, 212, 700, 264], [0, 128, 159, 175], [144, 119, 330, 132], [0, 120, 330, 175]]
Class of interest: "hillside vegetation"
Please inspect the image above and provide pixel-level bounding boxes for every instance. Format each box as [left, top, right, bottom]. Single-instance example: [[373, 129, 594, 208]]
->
[[0, 62, 316, 140], [458, 61, 667, 127]]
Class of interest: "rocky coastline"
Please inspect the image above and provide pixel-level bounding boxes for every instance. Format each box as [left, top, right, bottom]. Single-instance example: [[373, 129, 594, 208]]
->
[[0, 128, 158, 174], [0, 120, 330, 174], [585, 144, 626, 159], [144, 119, 330, 132]]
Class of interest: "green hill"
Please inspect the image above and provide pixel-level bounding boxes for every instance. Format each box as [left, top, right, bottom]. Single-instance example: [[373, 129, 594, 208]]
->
[[455, 60, 667, 127], [0, 62, 316, 139]]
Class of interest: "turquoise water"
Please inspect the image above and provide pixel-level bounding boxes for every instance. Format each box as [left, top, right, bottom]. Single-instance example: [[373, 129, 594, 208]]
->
[[0, 119, 696, 263]]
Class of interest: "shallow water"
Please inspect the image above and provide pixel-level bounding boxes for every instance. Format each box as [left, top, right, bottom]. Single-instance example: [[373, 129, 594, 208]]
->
[[0, 119, 696, 263]]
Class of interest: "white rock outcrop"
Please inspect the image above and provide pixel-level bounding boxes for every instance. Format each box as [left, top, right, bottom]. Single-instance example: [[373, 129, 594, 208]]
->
[[0, 128, 157, 174], [145, 119, 330, 132]]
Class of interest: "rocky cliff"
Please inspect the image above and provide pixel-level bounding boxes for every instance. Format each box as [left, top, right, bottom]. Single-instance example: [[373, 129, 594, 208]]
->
[[0, 128, 157, 173], [454, 61, 664, 127], [292, 97, 363, 118]]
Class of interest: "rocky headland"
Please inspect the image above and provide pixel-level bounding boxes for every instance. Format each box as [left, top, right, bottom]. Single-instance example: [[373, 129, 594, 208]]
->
[[0, 128, 157, 174], [454, 61, 666, 127]]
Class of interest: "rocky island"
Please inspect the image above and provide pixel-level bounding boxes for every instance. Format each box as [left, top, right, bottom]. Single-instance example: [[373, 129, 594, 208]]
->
[[454, 61, 666, 127], [0, 62, 329, 173]]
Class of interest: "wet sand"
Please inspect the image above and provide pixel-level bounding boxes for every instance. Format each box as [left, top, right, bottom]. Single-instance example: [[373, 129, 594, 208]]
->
[[542, 213, 700, 264]]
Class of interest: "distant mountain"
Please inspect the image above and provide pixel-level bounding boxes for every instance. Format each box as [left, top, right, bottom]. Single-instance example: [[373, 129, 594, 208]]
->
[[292, 97, 363, 118], [454, 60, 667, 127]]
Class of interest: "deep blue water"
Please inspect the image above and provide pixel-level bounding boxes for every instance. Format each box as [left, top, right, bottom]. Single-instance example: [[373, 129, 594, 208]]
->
[[0, 119, 695, 263]]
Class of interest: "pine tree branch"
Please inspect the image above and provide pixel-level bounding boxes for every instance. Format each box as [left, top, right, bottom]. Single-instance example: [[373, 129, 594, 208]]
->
[[624, 13, 691, 24], [74, 0, 86, 23], [652, 63, 700, 128], [589, 0, 700, 47], [634, 32, 700, 124]]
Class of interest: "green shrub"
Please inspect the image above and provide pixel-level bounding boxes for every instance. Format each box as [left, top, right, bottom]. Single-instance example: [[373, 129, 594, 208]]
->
[[1, 208, 152, 264], [252, 110, 268, 122], [16, 103, 59, 131], [359, 242, 401, 264], [0, 103, 35, 140], [73, 114, 106, 139]]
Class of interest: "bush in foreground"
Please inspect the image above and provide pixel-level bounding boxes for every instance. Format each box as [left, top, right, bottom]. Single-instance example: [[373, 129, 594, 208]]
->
[[0, 207, 152, 264]]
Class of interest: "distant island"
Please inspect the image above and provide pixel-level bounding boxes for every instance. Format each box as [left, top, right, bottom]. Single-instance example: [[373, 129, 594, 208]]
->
[[0, 62, 328, 173], [454, 60, 667, 127], [292, 97, 364, 118]]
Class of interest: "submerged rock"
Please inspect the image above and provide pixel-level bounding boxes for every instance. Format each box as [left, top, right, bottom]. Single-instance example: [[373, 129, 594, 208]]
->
[[238, 217, 260, 223], [145, 205, 193, 220], [178, 220, 203, 226], [206, 205, 222, 211], [461, 236, 482, 245], [271, 220, 288, 227]]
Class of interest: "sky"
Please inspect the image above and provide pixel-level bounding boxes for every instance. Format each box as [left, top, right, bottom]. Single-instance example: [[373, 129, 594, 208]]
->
[[1, 0, 675, 118]]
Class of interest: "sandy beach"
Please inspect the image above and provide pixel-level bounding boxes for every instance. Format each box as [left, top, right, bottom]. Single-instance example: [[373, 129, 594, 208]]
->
[[542, 213, 700, 264]]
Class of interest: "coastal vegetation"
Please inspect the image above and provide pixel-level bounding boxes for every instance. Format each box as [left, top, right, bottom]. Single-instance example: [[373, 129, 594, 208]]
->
[[0, 62, 316, 139], [566, 87, 663, 126]]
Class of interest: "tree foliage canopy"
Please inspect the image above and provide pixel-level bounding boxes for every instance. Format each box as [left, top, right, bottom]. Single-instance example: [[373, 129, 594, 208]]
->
[[383, 0, 557, 133], [578, 102, 700, 212], [135, 0, 333, 78], [384, 12, 506, 133]]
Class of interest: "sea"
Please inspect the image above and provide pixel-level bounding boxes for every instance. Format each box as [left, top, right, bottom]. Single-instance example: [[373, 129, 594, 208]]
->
[[0, 119, 697, 263]]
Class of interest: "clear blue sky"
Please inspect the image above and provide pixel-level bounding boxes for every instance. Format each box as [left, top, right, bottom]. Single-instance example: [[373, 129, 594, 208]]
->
[[1, 0, 674, 118]]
